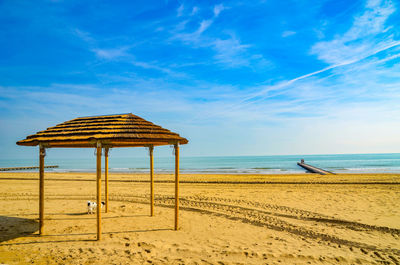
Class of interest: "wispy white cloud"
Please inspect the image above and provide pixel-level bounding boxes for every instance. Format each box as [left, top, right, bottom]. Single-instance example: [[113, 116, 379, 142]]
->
[[73, 27, 184, 76], [197, 19, 213, 34], [71, 27, 133, 61], [177, 4, 199, 17], [92, 47, 130, 60], [177, 4, 184, 17], [173, 19, 189, 31], [212, 36, 251, 66], [0, 82, 193, 117], [191, 6, 199, 16], [311, 0, 396, 65], [213, 4, 225, 17], [90, 47, 187, 77], [72, 28, 95, 44], [282, 30, 296, 38], [171, 4, 267, 68], [131, 60, 187, 78], [172, 4, 226, 42], [347, 0, 395, 39]]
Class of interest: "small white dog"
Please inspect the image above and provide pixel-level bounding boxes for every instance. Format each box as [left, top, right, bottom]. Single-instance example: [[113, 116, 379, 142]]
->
[[87, 201, 105, 214]]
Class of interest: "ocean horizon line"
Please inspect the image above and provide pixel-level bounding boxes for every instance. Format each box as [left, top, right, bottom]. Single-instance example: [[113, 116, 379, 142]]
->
[[1, 153, 400, 174], [3, 152, 400, 160]]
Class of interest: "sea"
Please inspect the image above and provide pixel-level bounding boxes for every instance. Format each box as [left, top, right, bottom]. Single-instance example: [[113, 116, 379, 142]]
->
[[1, 153, 400, 174]]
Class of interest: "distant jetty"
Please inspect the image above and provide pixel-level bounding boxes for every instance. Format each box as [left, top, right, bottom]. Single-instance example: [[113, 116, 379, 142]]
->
[[0, 165, 59, 171], [297, 160, 334, 175]]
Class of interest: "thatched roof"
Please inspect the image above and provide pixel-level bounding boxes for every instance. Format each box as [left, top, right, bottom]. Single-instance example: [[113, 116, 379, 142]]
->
[[17, 113, 188, 148]]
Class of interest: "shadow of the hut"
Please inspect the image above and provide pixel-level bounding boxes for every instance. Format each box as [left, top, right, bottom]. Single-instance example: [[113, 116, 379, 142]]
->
[[0, 228, 172, 245], [0, 238, 94, 246], [53, 228, 172, 237], [38, 228, 172, 237], [0, 215, 38, 243], [66, 212, 87, 216], [48, 213, 149, 221], [105, 228, 172, 234]]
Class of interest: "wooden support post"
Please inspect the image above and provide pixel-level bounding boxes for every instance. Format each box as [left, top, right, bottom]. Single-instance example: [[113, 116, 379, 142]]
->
[[174, 143, 179, 230], [149, 146, 154, 216], [96, 143, 102, 241], [104, 148, 109, 213], [39, 145, 45, 235]]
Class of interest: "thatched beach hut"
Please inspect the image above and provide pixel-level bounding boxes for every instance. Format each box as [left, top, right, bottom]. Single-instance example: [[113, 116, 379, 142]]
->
[[17, 113, 188, 240]]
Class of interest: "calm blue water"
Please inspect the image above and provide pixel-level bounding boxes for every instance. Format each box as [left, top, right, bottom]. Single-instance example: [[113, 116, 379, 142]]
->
[[1, 153, 400, 174]]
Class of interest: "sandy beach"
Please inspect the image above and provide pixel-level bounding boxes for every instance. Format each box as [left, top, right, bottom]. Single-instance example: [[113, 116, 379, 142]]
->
[[0, 172, 399, 264]]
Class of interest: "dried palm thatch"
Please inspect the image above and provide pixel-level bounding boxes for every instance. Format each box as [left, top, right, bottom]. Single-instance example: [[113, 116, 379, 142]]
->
[[17, 113, 188, 148]]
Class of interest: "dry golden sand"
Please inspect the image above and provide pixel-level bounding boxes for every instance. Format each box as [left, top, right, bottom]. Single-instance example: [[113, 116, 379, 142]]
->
[[0, 172, 400, 264]]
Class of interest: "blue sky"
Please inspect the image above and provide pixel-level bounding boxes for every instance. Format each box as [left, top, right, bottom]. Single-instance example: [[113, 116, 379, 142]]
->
[[1, 0, 400, 159]]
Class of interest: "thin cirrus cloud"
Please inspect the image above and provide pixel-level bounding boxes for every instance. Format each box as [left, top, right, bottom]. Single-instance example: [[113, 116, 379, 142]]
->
[[77, 31, 183, 77], [177, 4, 200, 17], [311, 0, 396, 65], [171, 4, 223, 42], [282, 31, 296, 38], [176, 4, 184, 17], [171, 4, 268, 68], [212, 37, 252, 66], [191, 6, 199, 16], [91, 47, 131, 60], [213, 4, 225, 17]]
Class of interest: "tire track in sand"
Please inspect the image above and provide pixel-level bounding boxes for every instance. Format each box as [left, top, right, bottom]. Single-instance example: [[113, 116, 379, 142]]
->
[[2, 192, 400, 264]]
